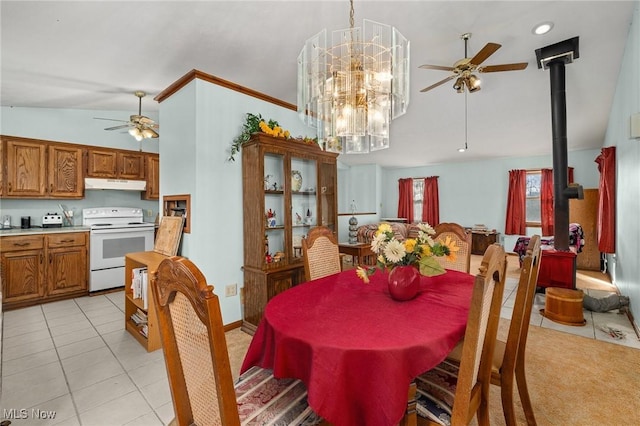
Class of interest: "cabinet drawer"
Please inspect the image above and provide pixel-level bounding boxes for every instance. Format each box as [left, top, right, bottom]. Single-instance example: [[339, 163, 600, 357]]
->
[[46, 233, 86, 248], [1, 235, 44, 251]]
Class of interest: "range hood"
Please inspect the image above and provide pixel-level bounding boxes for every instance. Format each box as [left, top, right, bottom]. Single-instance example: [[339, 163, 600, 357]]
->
[[84, 177, 146, 191]]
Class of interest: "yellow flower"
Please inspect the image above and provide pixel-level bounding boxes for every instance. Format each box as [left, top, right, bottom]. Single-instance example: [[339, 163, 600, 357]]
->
[[377, 223, 392, 235], [356, 266, 370, 284], [284, 130, 290, 138], [420, 244, 432, 256], [259, 121, 270, 132], [442, 236, 459, 262], [404, 238, 417, 253]]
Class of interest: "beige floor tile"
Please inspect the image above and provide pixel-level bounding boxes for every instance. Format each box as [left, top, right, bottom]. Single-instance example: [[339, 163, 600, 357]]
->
[[152, 401, 175, 426], [123, 412, 165, 426], [65, 356, 125, 392], [60, 346, 117, 374], [127, 358, 168, 388], [27, 393, 77, 425], [3, 318, 48, 339], [46, 313, 90, 329], [95, 319, 125, 336], [72, 373, 137, 413], [2, 328, 51, 349], [56, 336, 107, 360], [3, 305, 44, 326], [139, 376, 172, 409], [42, 304, 83, 320], [48, 320, 93, 337], [52, 326, 99, 347], [74, 296, 117, 313], [0, 362, 68, 409], [2, 348, 58, 377], [3, 335, 55, 362], [78, 390, 153, 426]]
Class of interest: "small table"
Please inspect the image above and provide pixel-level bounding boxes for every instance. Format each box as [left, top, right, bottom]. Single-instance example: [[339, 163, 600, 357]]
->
[[241, 269, 475, 426], [338, 242, 375, 265]]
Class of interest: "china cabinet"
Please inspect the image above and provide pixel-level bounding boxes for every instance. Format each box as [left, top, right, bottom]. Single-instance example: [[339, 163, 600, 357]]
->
[[241, 133, 338, 333]]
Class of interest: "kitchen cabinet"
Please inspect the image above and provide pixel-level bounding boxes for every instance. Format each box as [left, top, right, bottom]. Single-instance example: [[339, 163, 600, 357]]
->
[[241, 133, 338, 334], [46, 233, 88, 297], [1, 232, 89, 310], [142, 153, 160, 200], [0, 236, 45, 307], [1, 136, 83, 199], [86, 147, 145, 179]]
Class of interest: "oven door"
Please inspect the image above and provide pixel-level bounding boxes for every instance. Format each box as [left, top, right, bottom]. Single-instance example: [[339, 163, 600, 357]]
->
[[89, 226, 154, 271]]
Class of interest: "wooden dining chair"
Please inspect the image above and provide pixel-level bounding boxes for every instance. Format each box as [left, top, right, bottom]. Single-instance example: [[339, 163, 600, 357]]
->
[[302, 225, 342, 281], [447, 235, 542, 425], [151, 256, 324, 426], [433, 222, 472, 273], [414, 243, 507, 426]]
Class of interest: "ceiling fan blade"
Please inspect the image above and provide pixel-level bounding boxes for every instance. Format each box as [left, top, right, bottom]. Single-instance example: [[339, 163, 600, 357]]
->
[[420, 74, 456, 92], [478, 62, 529, 73], [94, 117, 128, 123], [469, 42, 501, 66], [419, 64, 455, 72], [104, 124, 132, 131]]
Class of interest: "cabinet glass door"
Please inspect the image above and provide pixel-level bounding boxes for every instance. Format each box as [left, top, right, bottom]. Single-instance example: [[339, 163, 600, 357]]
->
[[290, 156, 317, 262], [319, 162, 337, 232], [264, 153, 285, 265]]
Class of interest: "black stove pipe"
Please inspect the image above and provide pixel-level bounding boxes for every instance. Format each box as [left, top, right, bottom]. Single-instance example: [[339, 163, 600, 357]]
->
[[549, 61, 570, 251], [536, 37, 583, 251]]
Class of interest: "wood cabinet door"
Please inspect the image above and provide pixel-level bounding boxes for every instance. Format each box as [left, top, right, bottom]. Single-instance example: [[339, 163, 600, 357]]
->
[[48, 144, 84, 197], [118, 152, 145, 179], [47, 246, 87, 296], [86, 148, 118, 177], [267, 269, 295, 300], [142, 154, 159, 200], [5, 139, 47, 197], [1, 248, 45, 305]]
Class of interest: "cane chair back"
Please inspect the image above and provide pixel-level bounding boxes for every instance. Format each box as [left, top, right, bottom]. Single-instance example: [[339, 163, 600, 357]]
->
[[152, 256, 322, 426], [433, 222, 472, 273], [302, 226, 342, 281], [447, 235, 542, 425], [415, 243, 507, 426]]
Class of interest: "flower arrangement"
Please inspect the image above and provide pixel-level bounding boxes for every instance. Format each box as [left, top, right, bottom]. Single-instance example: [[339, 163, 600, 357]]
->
[[356, 223, 459, 283], [228, 112, 320, 161]]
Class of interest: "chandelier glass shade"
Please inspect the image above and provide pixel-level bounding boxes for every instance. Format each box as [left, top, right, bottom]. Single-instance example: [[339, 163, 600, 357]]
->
[[297, 3, 409, 154]]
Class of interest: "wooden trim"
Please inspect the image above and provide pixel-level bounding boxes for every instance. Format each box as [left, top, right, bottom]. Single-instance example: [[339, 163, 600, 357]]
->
[[154, 69, 296, 111], [338, 212, 376, 216], [223, 319, 243, 332]]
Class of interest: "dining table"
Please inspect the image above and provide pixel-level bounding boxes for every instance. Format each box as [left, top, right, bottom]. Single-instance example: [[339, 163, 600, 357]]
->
[[241, 267, 475, 426]]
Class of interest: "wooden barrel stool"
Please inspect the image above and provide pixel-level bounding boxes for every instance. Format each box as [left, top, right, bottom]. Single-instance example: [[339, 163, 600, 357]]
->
[[540, 287, 586, 326]]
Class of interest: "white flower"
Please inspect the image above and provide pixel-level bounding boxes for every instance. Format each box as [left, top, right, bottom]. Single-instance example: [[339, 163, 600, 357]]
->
[[371, 233, 387, 254], [384, 239, 406, 263], [417, 223, 435, 235]]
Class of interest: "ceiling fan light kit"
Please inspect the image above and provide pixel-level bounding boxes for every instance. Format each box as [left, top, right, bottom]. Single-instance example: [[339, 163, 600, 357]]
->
[[96, 91, 159, 144], [297, 0, 410, 154]]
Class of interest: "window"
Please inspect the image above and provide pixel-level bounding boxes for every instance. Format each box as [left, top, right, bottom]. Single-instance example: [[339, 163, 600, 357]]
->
[[525, 170, 541, 226], [413, 179, 424, 221]]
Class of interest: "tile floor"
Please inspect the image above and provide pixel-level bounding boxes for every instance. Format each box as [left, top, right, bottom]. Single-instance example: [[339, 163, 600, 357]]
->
[[1, 279, 638, 425]]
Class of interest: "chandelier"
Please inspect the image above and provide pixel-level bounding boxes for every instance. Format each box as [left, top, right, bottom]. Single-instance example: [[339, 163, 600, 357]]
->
[[297, 0, 410, 154]]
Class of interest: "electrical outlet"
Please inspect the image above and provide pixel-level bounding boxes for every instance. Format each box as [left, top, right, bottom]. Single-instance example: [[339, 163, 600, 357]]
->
[[146, 209, 153, 217], [225, 284, 237, 297]]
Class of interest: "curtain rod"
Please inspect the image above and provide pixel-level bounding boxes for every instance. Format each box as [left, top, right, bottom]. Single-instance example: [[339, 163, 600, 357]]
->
[[400, 176, 439, 181]]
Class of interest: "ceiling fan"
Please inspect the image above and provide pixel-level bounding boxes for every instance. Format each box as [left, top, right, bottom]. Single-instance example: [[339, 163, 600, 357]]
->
[[419, 33, 528, 93], [95, 91, 159, 141]]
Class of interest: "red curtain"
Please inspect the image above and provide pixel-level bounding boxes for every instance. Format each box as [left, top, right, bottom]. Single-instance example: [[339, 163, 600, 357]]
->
[[505, 169, 526, 235], [421, 177, 440, 225], [595, 147, 616, 253], [397, 178, 414, 223], [540, 168, 554, 236]]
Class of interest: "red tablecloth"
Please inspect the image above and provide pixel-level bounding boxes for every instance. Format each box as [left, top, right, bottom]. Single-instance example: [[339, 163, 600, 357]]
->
[[241, 268, 474, 426]]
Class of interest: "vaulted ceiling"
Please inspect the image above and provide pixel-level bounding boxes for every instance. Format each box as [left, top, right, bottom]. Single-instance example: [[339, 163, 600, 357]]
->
[[1, 1, 635, 167]]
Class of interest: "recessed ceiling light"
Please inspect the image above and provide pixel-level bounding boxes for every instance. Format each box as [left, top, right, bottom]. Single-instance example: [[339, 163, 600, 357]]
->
[[532, 22, 554, 35]]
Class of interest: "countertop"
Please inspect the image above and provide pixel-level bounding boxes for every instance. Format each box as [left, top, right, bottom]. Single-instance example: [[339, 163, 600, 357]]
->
[[0, 226, 90, 237]]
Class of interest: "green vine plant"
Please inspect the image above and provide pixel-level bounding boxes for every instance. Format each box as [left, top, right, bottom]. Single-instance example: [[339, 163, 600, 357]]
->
[[228, 113, 264, 162], [228, 112, 320, 162]]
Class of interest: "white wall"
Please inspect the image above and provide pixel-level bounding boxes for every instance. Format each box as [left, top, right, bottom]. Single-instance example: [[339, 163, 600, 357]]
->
[[158, 75, 315, 324], [603, 2, 640, 323]]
